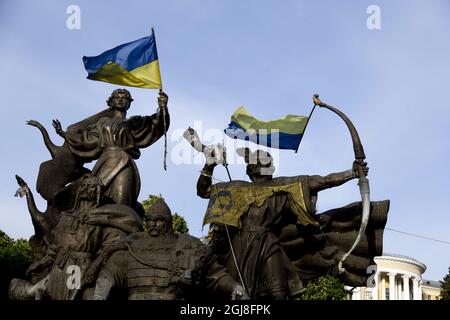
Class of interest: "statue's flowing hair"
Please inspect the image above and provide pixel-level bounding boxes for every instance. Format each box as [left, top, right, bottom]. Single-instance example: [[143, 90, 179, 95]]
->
[[106, 88, 133, 110]]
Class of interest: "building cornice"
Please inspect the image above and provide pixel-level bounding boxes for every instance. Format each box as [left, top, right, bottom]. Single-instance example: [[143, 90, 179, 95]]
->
[[374, 255, 427, 274]]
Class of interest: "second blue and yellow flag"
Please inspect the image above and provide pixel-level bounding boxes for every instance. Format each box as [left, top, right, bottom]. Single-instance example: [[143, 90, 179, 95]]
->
[[224, 106, 309, 151], [83, 33, 162, 89]]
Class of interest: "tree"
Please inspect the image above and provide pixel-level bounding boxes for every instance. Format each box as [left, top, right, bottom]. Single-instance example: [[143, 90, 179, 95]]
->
[[0, 230, 32, 300], [141, 194, 164, 213], [440, 267, 450, 300], [172, 213, 189, 235], [141, 194, 189, 234], [298, 275, 348, 300]]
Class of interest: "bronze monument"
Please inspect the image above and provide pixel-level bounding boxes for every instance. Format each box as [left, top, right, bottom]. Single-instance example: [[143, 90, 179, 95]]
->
[[9, 90, 389, 300]]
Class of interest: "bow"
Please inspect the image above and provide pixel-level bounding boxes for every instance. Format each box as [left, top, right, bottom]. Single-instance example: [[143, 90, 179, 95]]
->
[[312, 94, 371, 274]]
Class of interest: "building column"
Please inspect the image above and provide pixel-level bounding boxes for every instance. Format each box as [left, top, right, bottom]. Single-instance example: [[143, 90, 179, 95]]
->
[[372, 272, 379, 300], [381, 273, 386, 300], [419, 280, 423, 300], [353, 288, 360, 300], [388, 272, 396, 300], [412, 278, 420, 300], [402, 275, 410, 300], [397, 277, 402, 300]]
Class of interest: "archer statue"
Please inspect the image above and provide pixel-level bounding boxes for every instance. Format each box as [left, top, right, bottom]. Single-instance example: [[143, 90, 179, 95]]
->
[[184, 95, 390, 300]]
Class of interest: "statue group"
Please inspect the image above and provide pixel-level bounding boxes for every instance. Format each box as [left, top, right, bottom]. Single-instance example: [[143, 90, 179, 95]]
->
[[9, 89, 389, 300]]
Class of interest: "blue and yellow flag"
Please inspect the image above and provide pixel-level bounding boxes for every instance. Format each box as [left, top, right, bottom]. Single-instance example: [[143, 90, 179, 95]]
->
[[83, 33, 162, 89], [224, 106, 308, 151]]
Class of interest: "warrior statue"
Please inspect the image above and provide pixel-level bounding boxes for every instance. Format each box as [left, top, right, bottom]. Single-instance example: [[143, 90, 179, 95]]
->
[[9, 173, 142, 300], [93, 199, 248, 300], [186, 127, 389, 300]]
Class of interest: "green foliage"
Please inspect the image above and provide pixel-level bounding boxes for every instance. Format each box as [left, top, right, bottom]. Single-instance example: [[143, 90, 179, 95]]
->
[[440, 267, 450, 300], [141, 194, 189, 234], [141, 194, 164, 213], [298, 275, 348, 300], [172, 213, 189, 234], [0, 230, 32, 300]]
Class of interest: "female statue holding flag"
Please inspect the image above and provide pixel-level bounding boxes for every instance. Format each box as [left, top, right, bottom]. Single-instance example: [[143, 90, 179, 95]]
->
[[53, 88, 169, 213], [53, 31, 169, 212]]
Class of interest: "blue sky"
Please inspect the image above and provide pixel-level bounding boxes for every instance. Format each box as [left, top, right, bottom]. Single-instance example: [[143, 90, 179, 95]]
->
[[0, 0, 449, 281]]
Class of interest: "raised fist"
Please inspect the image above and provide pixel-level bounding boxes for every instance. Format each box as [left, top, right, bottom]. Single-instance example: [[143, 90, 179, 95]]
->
[[158, 91, 169, 110]]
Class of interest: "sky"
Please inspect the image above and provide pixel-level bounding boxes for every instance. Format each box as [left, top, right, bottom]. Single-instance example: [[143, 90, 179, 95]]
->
[[0, 0, 449, 282]]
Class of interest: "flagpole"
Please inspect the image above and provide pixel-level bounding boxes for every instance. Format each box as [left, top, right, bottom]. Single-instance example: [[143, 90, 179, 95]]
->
[[295, 101, 317, 153], [152, 27, 168, 170]]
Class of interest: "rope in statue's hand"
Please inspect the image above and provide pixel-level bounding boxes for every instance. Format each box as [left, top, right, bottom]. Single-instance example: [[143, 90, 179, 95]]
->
[[158, 89, 169, 170]]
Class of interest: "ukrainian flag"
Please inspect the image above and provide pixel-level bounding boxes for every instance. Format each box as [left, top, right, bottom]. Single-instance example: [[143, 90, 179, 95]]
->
[[224, 106, 308, 151], [83, 33, 162, 89]]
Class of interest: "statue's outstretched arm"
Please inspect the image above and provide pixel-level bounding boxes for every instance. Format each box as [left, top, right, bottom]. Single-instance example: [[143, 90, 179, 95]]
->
[[26, 120, 59, 158], [15, 175, 50, 235], [183, 127, 224, 199], [309, 161, 369, 193]]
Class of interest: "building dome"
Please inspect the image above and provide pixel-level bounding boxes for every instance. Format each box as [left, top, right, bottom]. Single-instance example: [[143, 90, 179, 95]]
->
[[348, 254, 441, 300]]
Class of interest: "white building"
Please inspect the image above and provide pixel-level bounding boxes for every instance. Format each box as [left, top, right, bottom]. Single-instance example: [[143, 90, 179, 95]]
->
[[348, 253, 442, 300], [421, 280, 442, 300]]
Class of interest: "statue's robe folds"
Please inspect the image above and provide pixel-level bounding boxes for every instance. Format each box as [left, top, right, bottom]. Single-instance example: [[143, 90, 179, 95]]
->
[[36, 108, 115, 203], [64, 109, 169, 210], [204, 175, 389, 296], [279, 200, 389, 287]]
